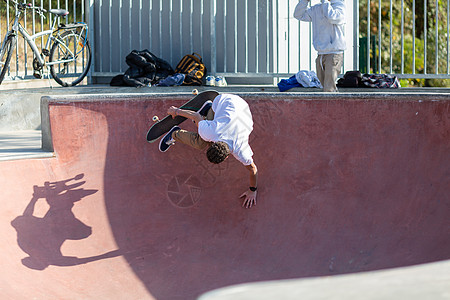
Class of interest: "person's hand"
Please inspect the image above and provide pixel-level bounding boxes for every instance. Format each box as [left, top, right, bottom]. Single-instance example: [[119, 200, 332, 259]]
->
[[240, 189, 257, 208], [167, 106, 179, 118]]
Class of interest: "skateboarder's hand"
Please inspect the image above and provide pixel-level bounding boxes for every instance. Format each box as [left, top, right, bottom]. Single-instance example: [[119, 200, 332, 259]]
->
[[240, 190, 257, 208], [167, 106, 179, 118]]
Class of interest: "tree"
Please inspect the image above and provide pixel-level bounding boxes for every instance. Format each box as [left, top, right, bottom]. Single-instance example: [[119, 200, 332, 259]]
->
[[359, 0, 450, 87]]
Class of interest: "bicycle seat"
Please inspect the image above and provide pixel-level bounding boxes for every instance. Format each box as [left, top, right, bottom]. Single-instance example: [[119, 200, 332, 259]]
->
[[49, 9, 69, 17]]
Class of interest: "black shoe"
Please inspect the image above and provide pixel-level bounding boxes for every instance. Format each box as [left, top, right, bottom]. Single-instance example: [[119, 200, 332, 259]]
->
[[159, 126, 180, 152], [197, 101, 213, 117]]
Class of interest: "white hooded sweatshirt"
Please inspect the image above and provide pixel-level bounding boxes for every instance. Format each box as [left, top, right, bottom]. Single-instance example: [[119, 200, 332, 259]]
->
[[294, 0, 346, 55]]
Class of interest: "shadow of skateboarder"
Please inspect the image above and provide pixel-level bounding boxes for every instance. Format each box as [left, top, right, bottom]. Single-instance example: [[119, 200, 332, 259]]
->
[[11, 174, 120, 270]]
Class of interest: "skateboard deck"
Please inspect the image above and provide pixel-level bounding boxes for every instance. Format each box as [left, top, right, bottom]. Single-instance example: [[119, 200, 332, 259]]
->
[[146, 90, 219, 143]]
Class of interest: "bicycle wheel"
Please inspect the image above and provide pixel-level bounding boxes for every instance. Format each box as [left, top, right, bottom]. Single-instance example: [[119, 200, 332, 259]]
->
[[49, 30, 91, 87], [0, 35, 16, 85]]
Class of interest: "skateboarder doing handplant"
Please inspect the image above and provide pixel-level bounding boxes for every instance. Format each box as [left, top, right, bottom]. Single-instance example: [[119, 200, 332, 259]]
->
[[159, 93, 258, 208]]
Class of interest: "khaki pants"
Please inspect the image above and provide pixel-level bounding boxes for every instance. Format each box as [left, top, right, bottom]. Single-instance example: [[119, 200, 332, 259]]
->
[[172, 108, 215, 151], [316, 53, 344, 92]]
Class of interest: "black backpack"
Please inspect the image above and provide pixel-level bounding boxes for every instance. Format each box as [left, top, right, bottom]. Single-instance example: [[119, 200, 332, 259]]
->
[[337, 70, 362, 88], [110, 50, 174, 87]]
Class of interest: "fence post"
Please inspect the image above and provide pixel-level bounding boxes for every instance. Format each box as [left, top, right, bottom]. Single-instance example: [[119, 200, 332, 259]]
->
[[210, 0, 217, 75], [353, 0, 359, 70], [87, 0, 95, 84]]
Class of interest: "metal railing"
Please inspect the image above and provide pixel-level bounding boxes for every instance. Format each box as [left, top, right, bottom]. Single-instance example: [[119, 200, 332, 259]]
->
[[91, 0, 354, 81], [91, 0, 277, 80], [359, 0, 450, 79]]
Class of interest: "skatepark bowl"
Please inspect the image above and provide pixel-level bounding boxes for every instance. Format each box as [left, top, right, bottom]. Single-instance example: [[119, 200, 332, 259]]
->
[[1, 90, 449, 299]]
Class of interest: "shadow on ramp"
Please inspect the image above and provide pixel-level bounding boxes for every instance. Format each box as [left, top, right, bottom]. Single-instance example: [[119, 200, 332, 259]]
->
[[11, 174, 121, 270]]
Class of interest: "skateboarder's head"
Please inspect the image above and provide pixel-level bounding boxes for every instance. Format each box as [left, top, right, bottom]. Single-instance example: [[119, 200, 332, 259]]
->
[[206, 142, 230, 164]]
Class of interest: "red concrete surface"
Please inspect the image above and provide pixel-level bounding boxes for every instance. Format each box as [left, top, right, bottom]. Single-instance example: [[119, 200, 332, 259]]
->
[[1, 93, 449, 300]]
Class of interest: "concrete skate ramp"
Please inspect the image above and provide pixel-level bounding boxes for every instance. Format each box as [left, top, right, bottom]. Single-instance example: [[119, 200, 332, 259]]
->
[[1, 92, 449, 300]]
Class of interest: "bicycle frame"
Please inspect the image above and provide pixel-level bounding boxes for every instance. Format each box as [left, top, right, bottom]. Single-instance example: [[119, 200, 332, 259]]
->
[[10, 20, 53, 66], [3, 5, 83, 68]]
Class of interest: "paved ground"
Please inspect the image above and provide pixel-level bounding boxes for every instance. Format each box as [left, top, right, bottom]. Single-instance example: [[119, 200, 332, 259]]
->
[[0, 130, 54, 161], [0, 88, 449, 299], [199, 259, 450, 300]]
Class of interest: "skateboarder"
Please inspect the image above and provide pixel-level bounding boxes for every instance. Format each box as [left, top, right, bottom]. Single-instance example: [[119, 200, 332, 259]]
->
[[159, 93, 258, 208]]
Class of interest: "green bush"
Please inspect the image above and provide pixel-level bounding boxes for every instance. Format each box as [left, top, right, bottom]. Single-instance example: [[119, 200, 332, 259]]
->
[[359, 0, 450, 87]]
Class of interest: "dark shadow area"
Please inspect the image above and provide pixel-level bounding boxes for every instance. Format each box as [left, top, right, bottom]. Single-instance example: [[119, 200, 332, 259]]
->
[[102, 95, 450, 300], [11, 174, 120, 270]]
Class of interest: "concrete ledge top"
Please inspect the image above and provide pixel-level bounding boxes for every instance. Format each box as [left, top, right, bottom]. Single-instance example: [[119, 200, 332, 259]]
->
[[36, 85, 450, 103], [2, 83, 450, 96]]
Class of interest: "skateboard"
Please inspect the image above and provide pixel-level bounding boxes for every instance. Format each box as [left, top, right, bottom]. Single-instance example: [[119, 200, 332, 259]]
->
[[146, 89, 219, 143]]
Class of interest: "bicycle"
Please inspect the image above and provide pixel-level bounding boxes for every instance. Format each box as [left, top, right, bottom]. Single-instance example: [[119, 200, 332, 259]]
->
[[0, 0, 91, 87]]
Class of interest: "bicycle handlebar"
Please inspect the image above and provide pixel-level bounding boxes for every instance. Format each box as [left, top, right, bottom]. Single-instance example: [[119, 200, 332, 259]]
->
[[4, 0, 47, 17]]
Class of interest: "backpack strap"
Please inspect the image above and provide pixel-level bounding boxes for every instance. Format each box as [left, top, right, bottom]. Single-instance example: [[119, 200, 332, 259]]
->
[[191, 53, 203, 61]]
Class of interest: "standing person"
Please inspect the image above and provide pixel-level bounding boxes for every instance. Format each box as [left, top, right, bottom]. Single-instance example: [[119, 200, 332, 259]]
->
[[294, 0, 346, 92], [159, 93, 258, 208]]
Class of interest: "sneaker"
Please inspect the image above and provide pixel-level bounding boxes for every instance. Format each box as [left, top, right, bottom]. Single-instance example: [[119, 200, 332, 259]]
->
[[159, 126, 180, 152], [197, 101, 213, 117]]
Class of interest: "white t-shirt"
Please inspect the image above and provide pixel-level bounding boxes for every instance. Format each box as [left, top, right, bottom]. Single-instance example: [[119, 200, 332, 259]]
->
[[198, 94, 254, 165]]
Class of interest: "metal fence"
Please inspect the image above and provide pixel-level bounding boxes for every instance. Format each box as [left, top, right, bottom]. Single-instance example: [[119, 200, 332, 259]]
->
[[359, 0, 450, 79], [1, 0, 449, 84], [92, 0, 278, 80], [91, 0, 355, 83]]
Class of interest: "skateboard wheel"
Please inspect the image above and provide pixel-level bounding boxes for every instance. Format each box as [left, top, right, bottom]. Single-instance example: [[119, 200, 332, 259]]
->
[[152, 116, 159, 122], [192, 89, 198, 95]]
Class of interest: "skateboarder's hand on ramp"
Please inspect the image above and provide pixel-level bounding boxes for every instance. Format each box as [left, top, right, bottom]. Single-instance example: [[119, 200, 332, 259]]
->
[[241, 190, 257, 208], [240, 162, 258, 208]]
